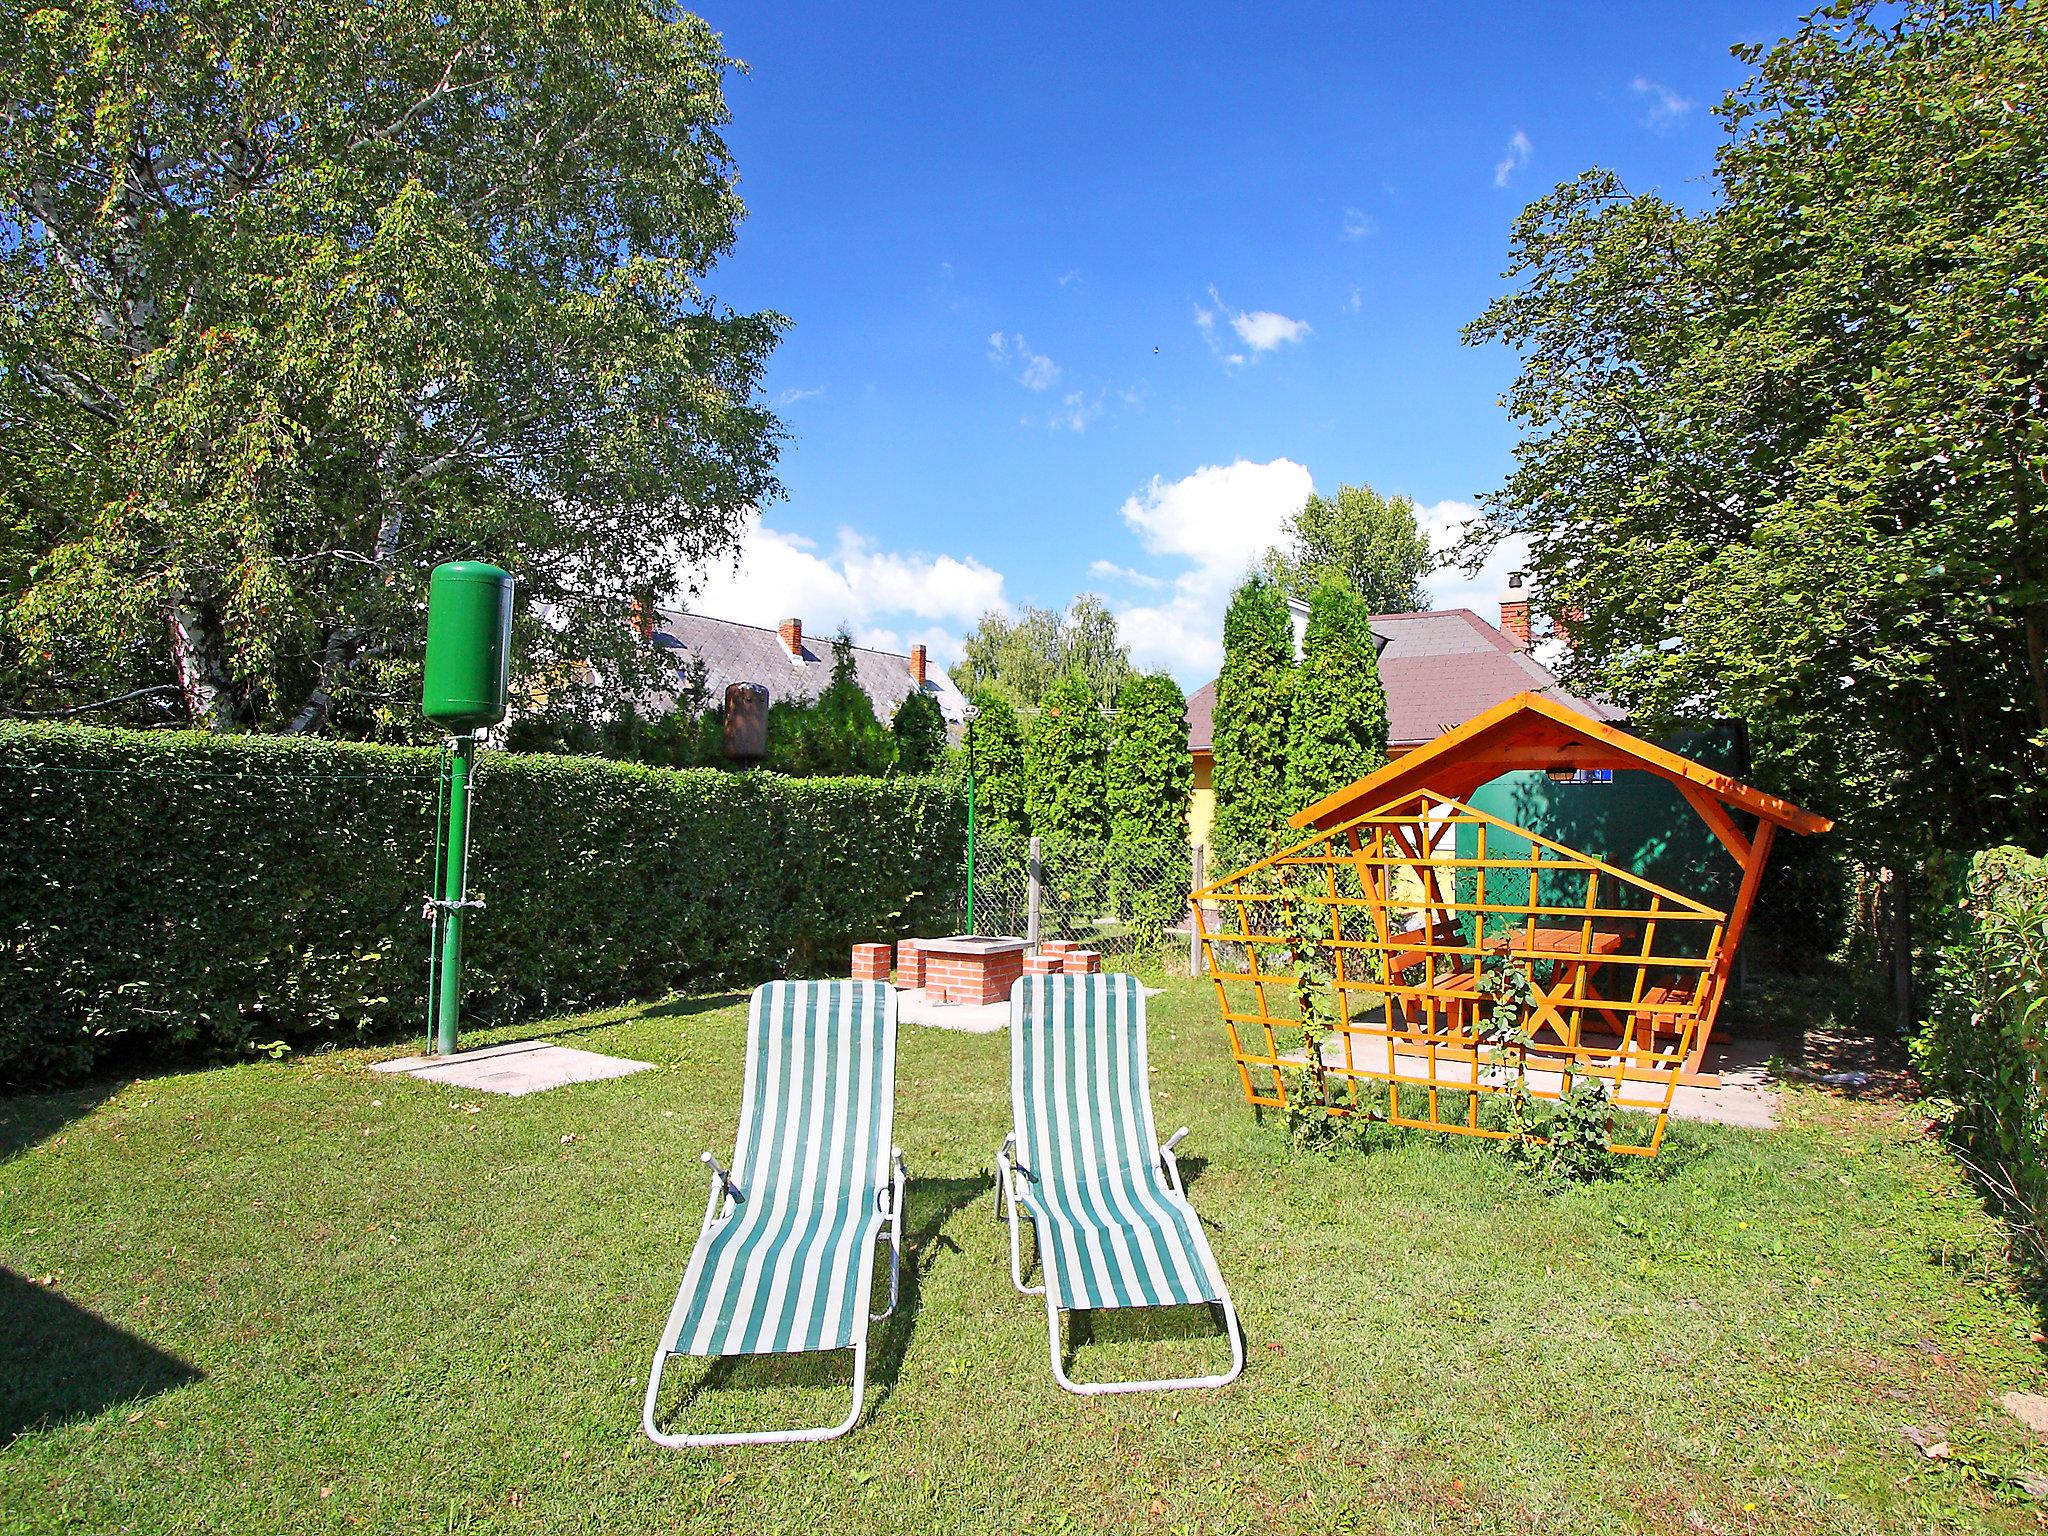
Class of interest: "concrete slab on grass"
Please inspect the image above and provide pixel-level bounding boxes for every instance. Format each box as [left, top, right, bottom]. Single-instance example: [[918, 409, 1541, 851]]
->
[[896, 991, 1008, 1034], [372, 1039, 654, 1096], [1279, 1032, 1782, 1131]]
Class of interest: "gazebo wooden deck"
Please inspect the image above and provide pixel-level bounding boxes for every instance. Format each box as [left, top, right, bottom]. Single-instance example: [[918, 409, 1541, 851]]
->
[[1194, 693, 1831, 1155]]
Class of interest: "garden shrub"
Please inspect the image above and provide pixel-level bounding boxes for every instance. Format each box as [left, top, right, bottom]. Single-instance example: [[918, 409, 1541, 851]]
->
[[1024, 674, 1109, 841], [0, 721, 965, 1087], [1915, 846, 2048, 1257]]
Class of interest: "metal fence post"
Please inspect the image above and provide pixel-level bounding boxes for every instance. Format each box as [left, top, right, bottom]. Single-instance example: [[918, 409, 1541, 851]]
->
[[1188, 842, 1205, 976], [1026, 835, 1042, 948]]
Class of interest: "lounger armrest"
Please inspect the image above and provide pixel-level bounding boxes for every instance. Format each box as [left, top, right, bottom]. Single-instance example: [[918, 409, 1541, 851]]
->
[[1159, 1127, 1191, 1196], [700, 1150, 745, 1205]]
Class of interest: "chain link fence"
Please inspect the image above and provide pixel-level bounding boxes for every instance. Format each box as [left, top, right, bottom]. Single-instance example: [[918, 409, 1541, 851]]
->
[[967, 833, 1203, 971]]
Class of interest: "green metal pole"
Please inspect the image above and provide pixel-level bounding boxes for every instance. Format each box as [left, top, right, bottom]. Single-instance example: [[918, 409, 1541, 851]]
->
[[433, 734, 476, 1055], [963, 714, 977, 935]]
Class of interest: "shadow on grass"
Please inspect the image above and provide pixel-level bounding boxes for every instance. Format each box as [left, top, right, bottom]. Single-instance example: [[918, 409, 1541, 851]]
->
[[647, 1174, 990, 1440], [0, 1269, 203, 1445], [1001, 1191, 1245, 1380], [1068, 1301, 1239, 1349], [0, 1079, 125, 1163], [506, 992, 750, 1048]]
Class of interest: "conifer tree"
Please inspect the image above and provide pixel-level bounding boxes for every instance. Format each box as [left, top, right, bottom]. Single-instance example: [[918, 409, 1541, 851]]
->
[[1106, 673, 1192, 843], [1285, 580, 1389, 809], [1024, 674, 1110, 842], [1209, 574, 1295, 868]]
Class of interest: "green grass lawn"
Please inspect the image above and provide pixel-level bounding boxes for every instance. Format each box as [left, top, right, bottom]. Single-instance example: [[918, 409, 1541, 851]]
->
[[4, 976, 2047, 1534]]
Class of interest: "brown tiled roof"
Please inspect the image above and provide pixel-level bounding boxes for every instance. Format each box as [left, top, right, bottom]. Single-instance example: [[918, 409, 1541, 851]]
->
[[1184, 607, 1618, 753], [641, 608, 966, 724]]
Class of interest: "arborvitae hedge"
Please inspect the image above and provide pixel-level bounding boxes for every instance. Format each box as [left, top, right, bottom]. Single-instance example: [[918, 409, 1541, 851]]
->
[[0, 721, 965, 1087], [1106, 672, 1192, 842], [965, 690, 1027, 835], [1024, 674, 1110, 841], [1210, 574, 1295, 870], [1285, 579, 1389, 810]]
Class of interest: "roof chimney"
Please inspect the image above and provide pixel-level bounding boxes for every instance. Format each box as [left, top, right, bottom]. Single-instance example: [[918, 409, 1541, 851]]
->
[[1500, 571, 1531, 650], [1499, 599, 1531, 650], [778, 617, 802, 660], [628, 595, 653, 640], [909, 643, 927, 687]]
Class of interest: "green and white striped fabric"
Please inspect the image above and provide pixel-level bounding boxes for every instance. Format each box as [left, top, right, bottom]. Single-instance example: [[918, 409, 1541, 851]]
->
[[1010, 972, 1224, 1311], [668, 980, 898, 1357]]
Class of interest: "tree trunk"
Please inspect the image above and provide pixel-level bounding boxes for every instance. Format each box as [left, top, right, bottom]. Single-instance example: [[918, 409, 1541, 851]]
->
[[1887, 867, 1914, 1035], [165, 600, 233, 730]]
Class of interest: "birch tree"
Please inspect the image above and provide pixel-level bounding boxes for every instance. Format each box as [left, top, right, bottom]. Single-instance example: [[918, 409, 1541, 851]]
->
[[1, 0, 782, 734]]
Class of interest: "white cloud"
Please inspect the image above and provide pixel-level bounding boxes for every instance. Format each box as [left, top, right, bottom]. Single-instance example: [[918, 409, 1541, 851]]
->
[[1049, 391, 1103, 432], [1493, 129, 1532, 187], [773, 385, 824, 407], [1413, 498, 1529, 618], [1088, 558, 1163, 590], [1344, 285, 1363, 314], [1057, 268, 1082, 287], [1630, 76, 1693, 131], [1104, 458, 1315, 682], [1232, 309, 1311, 352], [1341, 207, 1372, 240], [987, 330, 1060, 390], [682, 511, 1008, 665], [1196, 285, 1307, 365]]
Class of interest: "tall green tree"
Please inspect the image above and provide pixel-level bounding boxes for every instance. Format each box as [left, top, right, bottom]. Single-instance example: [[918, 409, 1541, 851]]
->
[[1106, 672, 1192, 843], [953, 596, 1133, 709], [767, 633, 892, 776], [1286, 580, 1389, 810], [0, 0, 781, 735], [1024, 674, 1110, 842], [1210, 574, 1295, 868], [1266, 484, 1432, 613], [890, 689, 947, 775], [1464, 0, 2048, 863], [965, 689, 1027, 835], [1060, 595, 1137, 706]]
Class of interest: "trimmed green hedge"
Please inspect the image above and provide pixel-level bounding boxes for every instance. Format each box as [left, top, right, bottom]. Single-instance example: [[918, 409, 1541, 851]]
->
[[1915, 847, 2048, 1262], [0, 722, 966, 1087]]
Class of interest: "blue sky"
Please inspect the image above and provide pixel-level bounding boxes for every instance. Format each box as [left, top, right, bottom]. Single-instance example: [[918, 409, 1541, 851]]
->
[[683, 2, 1806, 686]]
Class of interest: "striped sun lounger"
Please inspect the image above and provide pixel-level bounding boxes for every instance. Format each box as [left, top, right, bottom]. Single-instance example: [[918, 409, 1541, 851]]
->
[[996, 971, 1244, 1395], [642, 979, 905, 1447]]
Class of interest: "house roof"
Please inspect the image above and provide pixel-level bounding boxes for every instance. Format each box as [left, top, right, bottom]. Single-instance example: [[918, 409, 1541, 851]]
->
[[642, 609, 967, 725], [1290, 691, 1833, 837], [1184, 607, 1618, 753]]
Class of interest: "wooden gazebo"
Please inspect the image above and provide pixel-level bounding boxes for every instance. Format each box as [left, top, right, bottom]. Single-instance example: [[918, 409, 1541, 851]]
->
[[1194, 693, 1830, 1155]]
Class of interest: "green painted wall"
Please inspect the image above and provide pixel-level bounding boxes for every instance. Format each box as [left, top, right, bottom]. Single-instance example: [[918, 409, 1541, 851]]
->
[[1450, 727, 1747, 956]]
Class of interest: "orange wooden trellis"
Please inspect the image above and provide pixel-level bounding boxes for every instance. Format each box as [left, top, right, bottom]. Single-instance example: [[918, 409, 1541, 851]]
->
[[1193, 693, 1832, 1157]]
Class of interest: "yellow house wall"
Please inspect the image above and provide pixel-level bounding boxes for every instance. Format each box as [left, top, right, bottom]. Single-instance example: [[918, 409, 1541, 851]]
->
[[1187, 751, 1215, 851]]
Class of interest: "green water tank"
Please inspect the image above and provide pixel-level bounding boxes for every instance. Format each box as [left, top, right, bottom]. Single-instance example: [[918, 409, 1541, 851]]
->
[[422, 561, 513, 730]]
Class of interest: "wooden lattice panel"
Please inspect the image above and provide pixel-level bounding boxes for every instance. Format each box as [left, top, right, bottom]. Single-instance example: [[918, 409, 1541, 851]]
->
[[1194, 789, 1730, 1156]]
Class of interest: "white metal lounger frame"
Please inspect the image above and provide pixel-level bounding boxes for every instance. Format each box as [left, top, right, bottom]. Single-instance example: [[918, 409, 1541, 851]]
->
[[995, 977, 1245, 1396], [642, 982, 906, 1448]]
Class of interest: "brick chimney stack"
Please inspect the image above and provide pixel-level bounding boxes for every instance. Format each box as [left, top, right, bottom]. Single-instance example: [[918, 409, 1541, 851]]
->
[[628, 596, 654, 640], [778, 618, 802, 659], [909, 644, 927, 687], [1500, 570, 1531, 650], [1499, 599, 1531, 650]]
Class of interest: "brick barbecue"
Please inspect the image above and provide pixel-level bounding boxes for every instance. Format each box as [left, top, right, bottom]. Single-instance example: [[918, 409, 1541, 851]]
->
[[913, 935, 1028, 1005]]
